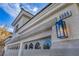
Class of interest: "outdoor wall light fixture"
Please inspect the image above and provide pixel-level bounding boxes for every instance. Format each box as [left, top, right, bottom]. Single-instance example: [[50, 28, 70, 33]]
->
[[55, 20, 68, 39], [54, 10, 72, 39]]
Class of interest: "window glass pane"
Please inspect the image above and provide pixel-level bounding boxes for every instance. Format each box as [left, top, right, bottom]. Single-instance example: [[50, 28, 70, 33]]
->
[[29, 43, 33, 49], [35, 42, 41, 49]]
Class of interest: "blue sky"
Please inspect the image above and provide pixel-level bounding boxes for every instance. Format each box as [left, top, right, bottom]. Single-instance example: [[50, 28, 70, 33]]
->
[[0, 3, 48, 32]]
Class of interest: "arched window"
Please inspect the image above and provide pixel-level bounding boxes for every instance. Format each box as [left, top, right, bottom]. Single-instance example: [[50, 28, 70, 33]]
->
[[43, 39, 52, 49], [29, 43, 33, 49], [35, 42, 41, 49], [25, 44, 28, 49]]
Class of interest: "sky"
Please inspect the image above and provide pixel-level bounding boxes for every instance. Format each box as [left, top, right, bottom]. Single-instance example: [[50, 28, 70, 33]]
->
[[0, 3, 48, 32]]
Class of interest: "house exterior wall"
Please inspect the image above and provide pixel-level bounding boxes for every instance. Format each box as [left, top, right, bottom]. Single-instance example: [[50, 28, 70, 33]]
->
[[4, 3, 79, 56], [51, 4, 79, 48], [16, 16, 31, 34]]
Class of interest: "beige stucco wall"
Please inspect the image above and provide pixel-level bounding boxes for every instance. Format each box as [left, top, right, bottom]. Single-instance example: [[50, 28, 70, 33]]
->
[[4, 4, 79, 56], [16, 16, 31, 33], [51, 4, 79, 48]]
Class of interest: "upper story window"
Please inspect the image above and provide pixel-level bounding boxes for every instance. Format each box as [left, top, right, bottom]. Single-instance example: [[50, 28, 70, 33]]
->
[[29, 43, 33, 49], [43, 39, 52, 49], [35, 42, 41, 49]]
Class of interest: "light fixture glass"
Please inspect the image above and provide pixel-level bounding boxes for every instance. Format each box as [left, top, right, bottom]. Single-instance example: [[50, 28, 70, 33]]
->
[[55, 20, 68, 39]]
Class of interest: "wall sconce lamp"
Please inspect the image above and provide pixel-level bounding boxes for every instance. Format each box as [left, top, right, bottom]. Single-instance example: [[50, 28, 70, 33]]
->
[[55, 20, 68, 39]]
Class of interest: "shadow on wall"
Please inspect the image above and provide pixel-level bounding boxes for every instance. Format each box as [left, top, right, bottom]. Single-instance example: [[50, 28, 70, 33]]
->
[[0, 46, 4, 56]]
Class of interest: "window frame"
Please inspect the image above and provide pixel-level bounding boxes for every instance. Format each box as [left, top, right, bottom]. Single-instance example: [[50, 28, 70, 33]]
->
[[29, 43, 33, 49], [35, 42, 41, 49]]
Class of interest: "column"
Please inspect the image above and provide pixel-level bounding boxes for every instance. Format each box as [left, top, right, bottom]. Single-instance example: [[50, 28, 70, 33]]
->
[[18, 42, 23, 56], [51, 26, 55, 49], [4, 46, 8, 56]]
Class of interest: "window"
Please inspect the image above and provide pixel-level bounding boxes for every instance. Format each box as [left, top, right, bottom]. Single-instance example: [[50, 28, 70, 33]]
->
[[29, 43, 33, 49], [43, 39, 51, 49], [35, 42, 41, 49], [25, 44, 28, 49]]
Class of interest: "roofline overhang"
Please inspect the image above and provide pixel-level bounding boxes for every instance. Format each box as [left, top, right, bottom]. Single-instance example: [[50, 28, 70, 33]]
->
[[12, 8, 34, 26], [11, 3, 52, 26]]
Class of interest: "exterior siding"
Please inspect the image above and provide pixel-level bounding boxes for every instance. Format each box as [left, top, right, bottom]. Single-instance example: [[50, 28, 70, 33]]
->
[[4, 3, 79, 56]]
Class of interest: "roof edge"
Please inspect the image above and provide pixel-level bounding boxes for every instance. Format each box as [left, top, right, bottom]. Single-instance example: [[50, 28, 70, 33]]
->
[[15, 3, 52, 31], [12, 8, 34, 26]]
